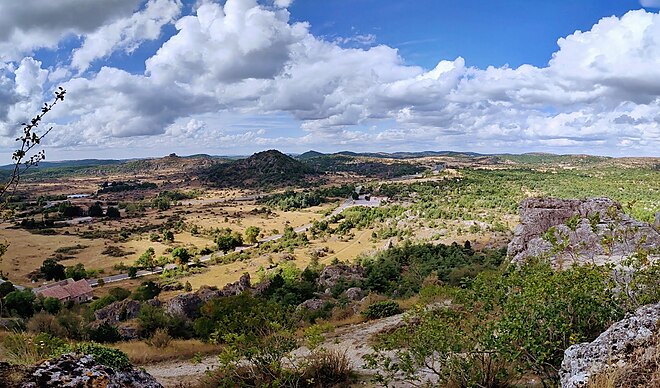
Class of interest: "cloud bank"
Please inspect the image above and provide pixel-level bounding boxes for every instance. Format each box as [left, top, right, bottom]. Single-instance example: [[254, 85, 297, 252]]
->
[[0, 0, 659, 156]]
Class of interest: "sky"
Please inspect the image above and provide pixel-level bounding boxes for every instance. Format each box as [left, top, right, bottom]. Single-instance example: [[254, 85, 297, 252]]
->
[[1, 0, 660, 160]]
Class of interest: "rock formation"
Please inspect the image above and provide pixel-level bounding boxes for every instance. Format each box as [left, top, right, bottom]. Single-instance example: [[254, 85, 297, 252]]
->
[[0, 353, 162, 388], [317, 264, 365, 288], [560, 302, 660, 387], [221, 273, 252, 296], [164, 293, 202, 319], [94, 299, 142, 323], [508, 197, 660, 266]]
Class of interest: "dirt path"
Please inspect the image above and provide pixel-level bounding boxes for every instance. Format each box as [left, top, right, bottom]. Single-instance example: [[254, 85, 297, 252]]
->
[[143, 354, 220, 387], [145, 312, 408, 387]]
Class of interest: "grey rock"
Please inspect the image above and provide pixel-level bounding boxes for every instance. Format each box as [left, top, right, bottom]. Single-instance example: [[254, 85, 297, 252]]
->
[[297, 298, 325, 311], [20, 353, 162, 387], [164, 293, 202, 319], [94, 299, 141, 323], [654, 212, 660, 230], [221, 273, 252, 296], [343, 287, 364, 301], [560, 302, 660, 388], [116, 324, 139, 341], [195, 285, 223, 302], [317, 264, 365, 288], [508, 197, 660, 266]]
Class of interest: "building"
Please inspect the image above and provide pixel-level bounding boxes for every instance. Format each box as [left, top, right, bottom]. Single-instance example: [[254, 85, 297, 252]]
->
[[33, 278, 93, 303]]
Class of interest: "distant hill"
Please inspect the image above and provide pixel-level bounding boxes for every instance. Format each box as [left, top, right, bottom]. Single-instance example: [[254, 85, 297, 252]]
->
[[297, 150, 326, 160], [204, 150, 319, 189], [4, 154, 224, 179], [0, 159, 124, 170], [299, 150, 485, 160]]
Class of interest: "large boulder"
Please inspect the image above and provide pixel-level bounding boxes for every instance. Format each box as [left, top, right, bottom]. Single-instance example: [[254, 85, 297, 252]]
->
[[94, 299, 141, 323], [560, 302, 660, 387], [317, 264, 365, 289], [297, 298, 325, 311], [9, 353, 162, 388], [342, 287, 365, 301], [508, 197, 660, 266], [164, 293, 202, 319], [221, 273, 252, 296], [195, 285, 223, 302]]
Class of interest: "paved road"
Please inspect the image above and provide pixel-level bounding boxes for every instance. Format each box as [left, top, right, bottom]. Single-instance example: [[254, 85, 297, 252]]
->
[[75, 195, 384, 288]]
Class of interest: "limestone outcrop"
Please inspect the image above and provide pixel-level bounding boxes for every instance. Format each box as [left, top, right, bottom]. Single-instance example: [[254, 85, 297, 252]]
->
[[94, 299, 141, 323], [1, 353, 162, 388], [317, 264, 365, 288], [164, 293, 202, 319], [560, 302, 660, 387], [508, 197, 660, 266]]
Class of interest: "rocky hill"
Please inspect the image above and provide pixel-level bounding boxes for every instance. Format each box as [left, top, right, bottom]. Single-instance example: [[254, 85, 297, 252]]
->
[[203, 149, 319, 189], [508, 197, 660, 266]]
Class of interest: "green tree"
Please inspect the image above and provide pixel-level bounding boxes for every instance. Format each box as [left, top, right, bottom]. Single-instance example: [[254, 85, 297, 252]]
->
[[88, 202, 103, 217], [215, 230, 243, 253], [163, 230, 174, 243], [171, 247, 191, 265], [42, 297, 63, 314], [105, 206, 120, 218], [65, 263, 87, 280], [244, 226, 261, 244], [3, 289, 36, 318], [135, 247, 155, 269], [132, 281, 160, 301], [40, 258, 66, 281], [128, 266, 138, 279]]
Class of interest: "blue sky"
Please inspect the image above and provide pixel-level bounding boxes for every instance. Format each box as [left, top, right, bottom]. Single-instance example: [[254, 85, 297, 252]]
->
[[0, 0, 659, 159]]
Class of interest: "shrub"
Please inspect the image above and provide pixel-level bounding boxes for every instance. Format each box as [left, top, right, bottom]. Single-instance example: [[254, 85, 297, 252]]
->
[[132, 281, 160, 301], [108, 287, 131, 301], [147, 328, 172, 348], [42, 297, 63, 314], [88, 322, 122, 343], [362, 300, 402, 320], [301, 349, 355, 387], [40, 258, 65, 281], [73, 342, 131, 370], [26, 312, 65, 337], [3, 289, 36, 318]]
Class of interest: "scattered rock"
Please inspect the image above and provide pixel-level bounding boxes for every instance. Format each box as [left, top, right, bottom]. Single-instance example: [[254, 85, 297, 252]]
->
[[317, 264, 365, 288], [221, 273, 251, 296], [14, 353, 162, 388], [297, 298, 325, 311], [252, 277, 272, 296], [164, 293, 202, 319], [160, 282, 183, 292], [343, 287, 364, 301], [654, 212, 660, 231], [508, 197, 660, 266], [94, 299, 141, 323], [196, 285, 223, 302], [560, 302, 660, 388], [116, 323, 139, 341]]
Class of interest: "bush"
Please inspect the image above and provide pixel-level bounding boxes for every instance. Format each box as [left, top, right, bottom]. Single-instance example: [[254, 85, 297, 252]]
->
[[132, 281, 160, 301], [147, 328, 172, 348], [26, 312, 65, 337], [194, 294, 292, 342], [40, 258, 65, 281], [301, 349, 355, 387], [72, 342, 131, 370], [108, 287, 131, 301], [88, 322, 122, 343], [3, 289, 36, 318], [42, 297, 63, 314], [362, 300, 402, 320]]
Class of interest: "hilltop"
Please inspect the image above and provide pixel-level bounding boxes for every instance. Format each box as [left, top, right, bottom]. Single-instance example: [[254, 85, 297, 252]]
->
[[203, 149, 319, 189]]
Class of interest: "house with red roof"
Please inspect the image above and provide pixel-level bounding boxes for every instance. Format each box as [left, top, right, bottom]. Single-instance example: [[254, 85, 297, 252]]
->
[[33, 278, 93, 303]]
